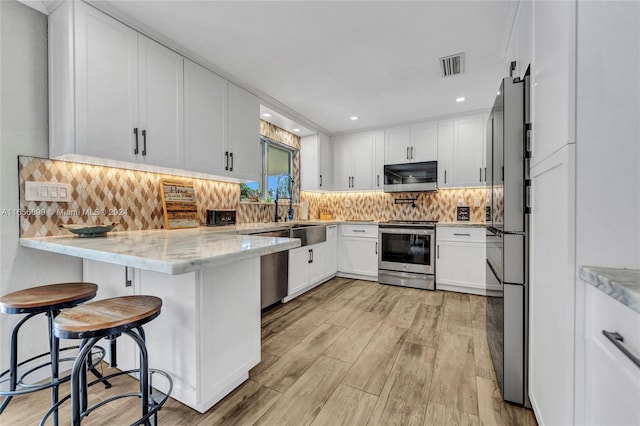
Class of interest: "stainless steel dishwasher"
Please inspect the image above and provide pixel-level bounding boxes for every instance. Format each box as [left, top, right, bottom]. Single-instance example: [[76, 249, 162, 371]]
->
[[252, 229, 290, 309]]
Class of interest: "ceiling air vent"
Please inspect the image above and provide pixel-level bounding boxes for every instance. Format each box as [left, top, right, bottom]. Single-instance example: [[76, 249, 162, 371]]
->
[[439, 53, 465, 77]]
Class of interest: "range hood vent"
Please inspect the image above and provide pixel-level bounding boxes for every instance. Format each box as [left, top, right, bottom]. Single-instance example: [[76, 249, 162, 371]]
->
[[439, 53, 465, 77]]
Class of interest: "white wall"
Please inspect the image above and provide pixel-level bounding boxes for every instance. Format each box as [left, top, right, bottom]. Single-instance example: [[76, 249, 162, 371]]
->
[[0, 0, 82, 371]]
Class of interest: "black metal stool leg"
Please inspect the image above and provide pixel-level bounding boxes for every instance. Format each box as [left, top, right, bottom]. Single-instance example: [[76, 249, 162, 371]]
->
[[0, 312, 36, 414], [71, 337, 100, 426], [126, 330, 150, 426], [47, 310, 60, 426]]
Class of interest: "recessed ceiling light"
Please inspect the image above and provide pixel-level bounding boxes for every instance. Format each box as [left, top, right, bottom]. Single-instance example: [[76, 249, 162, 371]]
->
[[293, 128, 301, 132], [350, 116, 358, 121], [456, 97, 465, 103], [262, 113, 272, 118]]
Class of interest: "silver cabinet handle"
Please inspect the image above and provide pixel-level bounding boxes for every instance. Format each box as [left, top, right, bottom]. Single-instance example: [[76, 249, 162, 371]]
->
[[133, 128, 139, 154], [603, 330, 640, 368], [453, 233, 471, 236]]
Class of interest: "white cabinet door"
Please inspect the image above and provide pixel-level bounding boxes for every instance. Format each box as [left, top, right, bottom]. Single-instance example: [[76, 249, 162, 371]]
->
[[325, 225, 338, 277], [373, 132, 385, 190], [350, 133, 373, 190], [584, 285, 640, 426], [437, 120, 454, 188], [435, 227, 486, 295], [454, 116, 484, 187], [529, 145, 576, 426], [288, 246, 311, 296], [83, 260, 137, 372], [339, 237, 378, 278], [73, 1, 138, 163], [301, 133, 332, 190], [411, 122, 438, 162], [184, 59, 227, 175], [531, 0, 576, 167], [332, 136, 352, 191], [385, 127, 411, 165], [137, 35, 184, 169], [227, 84, 260, 181], [308, 243, 326, 285]]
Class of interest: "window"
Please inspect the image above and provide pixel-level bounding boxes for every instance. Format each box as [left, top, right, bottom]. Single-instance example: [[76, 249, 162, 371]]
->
[[241, 137, 294, 202]]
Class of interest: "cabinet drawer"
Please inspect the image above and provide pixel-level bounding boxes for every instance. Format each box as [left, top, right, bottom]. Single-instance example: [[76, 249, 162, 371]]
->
[[437, 226, 485, 243], [340, 224, 378, 238], [587, 285, 640, 369]]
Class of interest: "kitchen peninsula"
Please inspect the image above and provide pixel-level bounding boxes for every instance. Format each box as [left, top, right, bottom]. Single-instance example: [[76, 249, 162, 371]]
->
[[20, 228, 300, 412]]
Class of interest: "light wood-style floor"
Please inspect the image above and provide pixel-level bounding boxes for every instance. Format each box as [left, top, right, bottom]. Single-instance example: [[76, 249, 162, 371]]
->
[[1, 278, 537, 425]]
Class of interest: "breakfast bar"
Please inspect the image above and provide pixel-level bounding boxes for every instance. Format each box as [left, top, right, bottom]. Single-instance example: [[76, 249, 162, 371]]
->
[[20, 228, 300, 413]]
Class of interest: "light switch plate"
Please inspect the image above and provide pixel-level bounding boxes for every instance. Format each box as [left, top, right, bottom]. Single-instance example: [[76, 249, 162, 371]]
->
[[24, 181, 72, 202]]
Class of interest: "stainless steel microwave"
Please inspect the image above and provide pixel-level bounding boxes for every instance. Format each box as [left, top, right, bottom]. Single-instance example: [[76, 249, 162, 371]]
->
[[383, 161, 438, 192]]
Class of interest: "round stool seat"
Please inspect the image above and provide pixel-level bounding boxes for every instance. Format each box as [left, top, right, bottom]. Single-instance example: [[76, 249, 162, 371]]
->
[[54, 296, 162, 339], [0, 283, 98, 314]]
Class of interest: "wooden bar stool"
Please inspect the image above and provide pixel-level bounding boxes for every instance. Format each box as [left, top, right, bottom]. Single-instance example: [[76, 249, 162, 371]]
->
[[0, 282, 105, 425], [43, 295, 172, 426]]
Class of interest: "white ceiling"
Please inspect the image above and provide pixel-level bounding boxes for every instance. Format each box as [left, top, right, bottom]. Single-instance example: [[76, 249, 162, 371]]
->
[[90, 1, 513, 135]]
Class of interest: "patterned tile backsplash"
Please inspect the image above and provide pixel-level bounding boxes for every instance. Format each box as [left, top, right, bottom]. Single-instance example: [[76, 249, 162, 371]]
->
[[18, 155, 486, 238], [300, 188, 487, 223]]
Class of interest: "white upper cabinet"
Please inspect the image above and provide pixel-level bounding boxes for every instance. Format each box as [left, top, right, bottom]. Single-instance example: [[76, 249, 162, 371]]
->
[[51, 1, 184, 169], [373, 132, 385, 190], [385, 127, 412, 164], [332, 132, 373, 191], [385, 122, 437, 165], [301, 132, 332, 190], [56, 1, 138, 162], [437, 120, 454, 188], [183, 59, 226, 175], [410, 122, 438, 162], [227, 84, 260, 181], [453, 115, 485, 187], [49, 1, 260, 181], [531, 0, 576, 167], [438, 115, 485, 188], [137, 35, 184, 169]]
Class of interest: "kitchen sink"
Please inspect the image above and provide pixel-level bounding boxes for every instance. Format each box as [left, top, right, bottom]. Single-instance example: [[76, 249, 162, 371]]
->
[[289, 224, 326, 246]]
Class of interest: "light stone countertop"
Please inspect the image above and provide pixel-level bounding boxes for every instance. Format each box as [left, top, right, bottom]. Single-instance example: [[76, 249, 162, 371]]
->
[[579, 266, 640, 314], [437, 222, 486, 228], [20, 227, 300, 275]]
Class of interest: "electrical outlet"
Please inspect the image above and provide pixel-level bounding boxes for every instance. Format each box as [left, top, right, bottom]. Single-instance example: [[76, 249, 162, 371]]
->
[[24, 181, 72, 202]]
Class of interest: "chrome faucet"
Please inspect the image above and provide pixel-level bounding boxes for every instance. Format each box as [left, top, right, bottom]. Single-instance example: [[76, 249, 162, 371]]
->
[[274, 174, 294, 222]]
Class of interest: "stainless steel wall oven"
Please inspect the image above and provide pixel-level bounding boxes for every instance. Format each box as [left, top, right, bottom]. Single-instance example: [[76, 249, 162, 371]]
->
[[378, 221, 436, 290]]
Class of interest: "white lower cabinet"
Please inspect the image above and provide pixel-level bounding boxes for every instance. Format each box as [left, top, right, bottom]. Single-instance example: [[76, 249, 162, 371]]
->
[[337, 224, 378, 281], [583, 284, 640, 426], [83, 257, 261, 413], [286, 242, 327, 300], [435, 226, 489, 295]]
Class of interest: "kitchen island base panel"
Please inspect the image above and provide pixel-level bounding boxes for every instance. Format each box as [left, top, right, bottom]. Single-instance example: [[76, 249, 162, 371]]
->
[[84, 257, 261, 413]]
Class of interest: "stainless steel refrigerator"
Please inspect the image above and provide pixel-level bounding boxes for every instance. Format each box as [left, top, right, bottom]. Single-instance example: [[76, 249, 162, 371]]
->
[[485, 73, 531, 407]]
